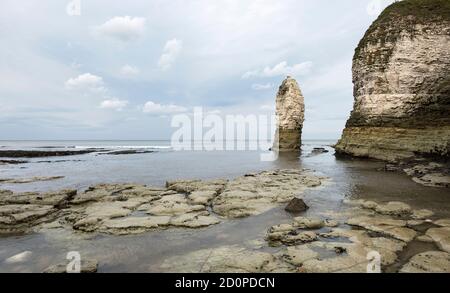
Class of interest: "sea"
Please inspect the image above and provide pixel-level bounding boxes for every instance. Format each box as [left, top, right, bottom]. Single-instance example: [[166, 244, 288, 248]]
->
[[0, 140, 334, 192]]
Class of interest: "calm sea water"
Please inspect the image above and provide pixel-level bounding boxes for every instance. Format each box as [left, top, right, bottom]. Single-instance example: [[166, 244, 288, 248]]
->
[[0, 140, 334, 192], [1, 140, 449, 272]]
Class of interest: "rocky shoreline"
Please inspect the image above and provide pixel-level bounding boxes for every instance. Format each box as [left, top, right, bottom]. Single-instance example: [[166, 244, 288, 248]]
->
[[158, 197, 450, 273], [1, 166, 449, 273], [1, 0, 449, 274], [0, 169, 325, 236], [335, 153, 450, 188]]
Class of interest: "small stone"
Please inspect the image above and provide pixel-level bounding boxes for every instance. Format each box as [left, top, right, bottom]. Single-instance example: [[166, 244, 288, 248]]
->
[[334, 247, 347, 254]]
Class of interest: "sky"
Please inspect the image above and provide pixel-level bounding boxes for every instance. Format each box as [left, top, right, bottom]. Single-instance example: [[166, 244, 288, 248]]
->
[[0, 0, 396, 140]]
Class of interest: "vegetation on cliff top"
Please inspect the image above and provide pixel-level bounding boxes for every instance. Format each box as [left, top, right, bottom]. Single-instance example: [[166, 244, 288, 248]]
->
[[354, 0, 450, 60]]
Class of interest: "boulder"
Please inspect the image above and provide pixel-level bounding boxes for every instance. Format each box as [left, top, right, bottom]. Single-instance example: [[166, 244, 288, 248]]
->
[[285, 198, 309, 213]]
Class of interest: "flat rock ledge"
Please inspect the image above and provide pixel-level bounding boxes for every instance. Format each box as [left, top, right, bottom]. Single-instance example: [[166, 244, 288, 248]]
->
[[159, 199, 450, 273], [0, 176, 64, 184], [403, 162, 450, 188], [400, 251, 450, 273], [0, 169, 324, 236]]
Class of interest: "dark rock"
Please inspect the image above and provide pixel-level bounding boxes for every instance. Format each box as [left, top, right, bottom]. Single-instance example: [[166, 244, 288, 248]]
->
[[382, 164, 401, 172], [36, 160, 84, 164], [311, 148, 329, 155], [285, 198, 309, 213], [0, 159, 28, 165], [0, 150, 97, 158], [98, 150, 155, 155]]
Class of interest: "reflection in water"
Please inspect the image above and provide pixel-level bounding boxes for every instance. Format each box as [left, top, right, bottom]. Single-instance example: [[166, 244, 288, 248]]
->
[[273, 151, 301, 169], [0, 141, 449, 272]]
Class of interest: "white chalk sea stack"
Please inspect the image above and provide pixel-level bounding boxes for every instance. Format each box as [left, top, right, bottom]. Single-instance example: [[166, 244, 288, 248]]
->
[[273, 76, 305, 152]]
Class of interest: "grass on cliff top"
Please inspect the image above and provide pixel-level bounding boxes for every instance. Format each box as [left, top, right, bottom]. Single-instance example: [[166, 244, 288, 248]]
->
[[355, 0, 450, 58], [375, 0, 450, 24]]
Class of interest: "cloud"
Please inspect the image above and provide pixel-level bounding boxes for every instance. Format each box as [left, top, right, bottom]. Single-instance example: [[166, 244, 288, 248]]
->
[[143, 101, 187, 115], [251, 83, 273, 90], [100, 98, 129, 111], [65, 73, 105, 92], [120, 65, 140, 77], [242, 61, 313, 79], [158, 39, 183, 71], [0, 1, 371, 140], [207, 109, 222, 115], [260, 104, 275, 111], [70, 61, 82, 69], [95, 16, 146, 42]]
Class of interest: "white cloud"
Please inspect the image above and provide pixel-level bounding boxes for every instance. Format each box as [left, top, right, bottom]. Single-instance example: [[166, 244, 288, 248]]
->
[[95, 16, 146, 42], [143, 101, 187, 115], [65, 73, 105, 92], [158, 39, 183, 71], [120, 64, 140, 77], [100, 98, 129, 111], [0, 1, 373, 139], [242, 61, 313, 79], [251, 83, 273, 90]]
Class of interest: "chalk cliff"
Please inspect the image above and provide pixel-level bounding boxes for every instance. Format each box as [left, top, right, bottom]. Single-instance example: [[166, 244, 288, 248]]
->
[[335, 0, 450, 162], [274, 77, 305, 152]]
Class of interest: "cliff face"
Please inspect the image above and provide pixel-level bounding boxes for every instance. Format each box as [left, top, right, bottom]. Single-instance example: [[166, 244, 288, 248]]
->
[[274, 77, 305, 152], [335, 0, 450, 162]]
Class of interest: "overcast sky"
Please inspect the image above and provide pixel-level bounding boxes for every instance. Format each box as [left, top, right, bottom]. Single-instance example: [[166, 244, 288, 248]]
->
[[0, 0, 396, 140]]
